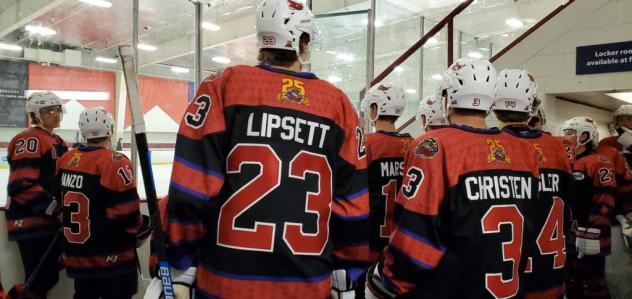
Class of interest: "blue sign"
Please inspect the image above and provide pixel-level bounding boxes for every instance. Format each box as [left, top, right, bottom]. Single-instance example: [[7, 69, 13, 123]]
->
[[576, 41, 632, 75]]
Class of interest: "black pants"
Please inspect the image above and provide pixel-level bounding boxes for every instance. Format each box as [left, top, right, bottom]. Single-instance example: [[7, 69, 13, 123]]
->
[[73, 271, 138, 299], [17, 234, 63, 298], [566, 254, 610, 299]]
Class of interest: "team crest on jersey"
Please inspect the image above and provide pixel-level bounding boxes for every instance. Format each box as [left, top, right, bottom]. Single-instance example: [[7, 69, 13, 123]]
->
[[414, 137, 439, 159], [69, 152, 82, 166], [112, 152, 123, 162], [532, 143, 547, 163], [277, 78, 309, 105], [486, 139, 511, 164], [400, 138, 412, 153]]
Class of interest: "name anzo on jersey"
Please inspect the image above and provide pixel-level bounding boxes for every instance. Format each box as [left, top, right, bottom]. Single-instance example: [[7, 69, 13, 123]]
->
[[246, 112, 330, 149], [381, 161, 403, 177], [465, 174, 534, 201], [61, 173, 84, 189]]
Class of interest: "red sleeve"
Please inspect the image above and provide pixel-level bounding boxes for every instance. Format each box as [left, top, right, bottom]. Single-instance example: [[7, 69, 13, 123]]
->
[[379, 136, 447, 295]]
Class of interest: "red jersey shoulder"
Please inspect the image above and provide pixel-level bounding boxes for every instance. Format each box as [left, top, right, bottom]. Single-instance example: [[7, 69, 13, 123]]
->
[[366, 133, 413, 162], [598, 136, 622, 152], [532, 133, 572, 172], [9, 128, 57, 159], [99, 149, 135, 191]]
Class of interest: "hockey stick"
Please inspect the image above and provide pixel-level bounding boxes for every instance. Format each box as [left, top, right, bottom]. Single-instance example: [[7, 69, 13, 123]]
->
[[17, 230, 62, 299], [119, 45, 175, 299]]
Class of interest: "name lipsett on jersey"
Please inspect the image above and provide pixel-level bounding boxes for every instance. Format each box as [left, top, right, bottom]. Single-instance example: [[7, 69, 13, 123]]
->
[[246, 111, 331, 149]]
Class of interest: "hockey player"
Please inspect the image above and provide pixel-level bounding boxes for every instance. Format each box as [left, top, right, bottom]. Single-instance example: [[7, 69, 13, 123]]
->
[[529, 104, 547, 132], [56, 107, 150, 299], [361, 83, 413, 263], [6, 91, 67, 299], [598, 105, 632, 152], [561, 117, 617, 299], [366, 58, 541, 298], [493, 69, 573, 299], [156, 1, 370, 298], [416, 94, 448, 131]]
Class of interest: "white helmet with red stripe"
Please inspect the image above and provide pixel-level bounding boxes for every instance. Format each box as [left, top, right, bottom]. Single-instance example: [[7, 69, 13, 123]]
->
[[440, 58, 497, 111], [417, 94, 447, 128], [79, 107, 115, 139], [256, 0, 319, 54], [493, 69, 537, 113], [561, 116, 599, 148], [362, 83, 406, 122]]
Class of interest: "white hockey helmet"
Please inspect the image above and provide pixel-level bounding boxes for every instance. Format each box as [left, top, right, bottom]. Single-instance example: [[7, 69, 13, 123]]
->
[[362, 83, 406, 121], [26, 91, 63, 119], [256, 0, 319, 54], [561, 116, 599, 148], [417, 94, 448, 128], [614, 105, 632, 124], [439, 58, 497, 111], [493, 69, 537, 113], [79, 107, 115, 140]]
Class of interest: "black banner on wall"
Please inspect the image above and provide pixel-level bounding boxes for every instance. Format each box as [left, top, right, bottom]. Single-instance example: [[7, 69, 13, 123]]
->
[[0, 60, 28, 127], [576, 41, 632, 75]]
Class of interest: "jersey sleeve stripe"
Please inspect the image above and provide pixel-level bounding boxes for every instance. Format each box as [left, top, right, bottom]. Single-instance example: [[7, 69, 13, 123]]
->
[[169, 182, 212, 201], [63, 249, 135, 268], [171, 162, 224, 198], [333, 243, 371, 263], [8, 167, 40, 181], [6, 216, 59, 231], [331, 210, 369, 221], [340, 188, 369, 202], [332, 196, 369, 218], [174, 156, 225, 180], [381, 261, 415, 295], [388, 227, 445, 269], [106, 200, 140, 219], [169, 222, 205, 244]]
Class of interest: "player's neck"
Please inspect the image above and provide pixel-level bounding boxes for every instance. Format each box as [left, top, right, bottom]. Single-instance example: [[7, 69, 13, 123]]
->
[[374, 121, 397, 132], [87, 141, 111, 149], [449, 114, 487, 129], [37, 125, 54, 134], [500, 121, 529, 128], [575, 144, 588, 156], [271, 61, 302, 72]]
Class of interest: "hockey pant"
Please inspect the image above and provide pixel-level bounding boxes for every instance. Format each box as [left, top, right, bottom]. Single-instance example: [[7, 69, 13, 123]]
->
[[73, 271, 138, 299], [16, 234, 63, 298], [566, 255, 610, 299]]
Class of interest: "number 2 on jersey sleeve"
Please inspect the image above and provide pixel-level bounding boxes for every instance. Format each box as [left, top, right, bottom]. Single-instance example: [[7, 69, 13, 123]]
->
[[217, 144, 331, 255]]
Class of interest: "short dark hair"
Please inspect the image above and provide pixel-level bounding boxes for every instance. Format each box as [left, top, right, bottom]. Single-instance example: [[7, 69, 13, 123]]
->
[[378, 115, 399, 123], [453, 108, 487, 118], [29, 112, 40, 124], [493, 110, 530, 123], [257, 33, 310, 67], [86, 136, 110, 144]]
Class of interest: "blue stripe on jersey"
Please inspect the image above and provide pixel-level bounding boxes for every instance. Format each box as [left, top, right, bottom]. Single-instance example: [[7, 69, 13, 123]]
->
[[337, 188, 369, 202], [205, 266, 331, 283], [398, 226, 446, 252], [196, 289, 222, 299], [332, 211, 369, 221], [170, 182, 212, 201], [171, 256, 194, 271], [174, 156, 224, 179], [387, 244, 434, 270]]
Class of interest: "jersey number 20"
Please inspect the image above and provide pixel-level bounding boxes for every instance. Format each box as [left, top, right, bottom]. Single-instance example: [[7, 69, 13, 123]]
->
[[217, 144, 331, 255]]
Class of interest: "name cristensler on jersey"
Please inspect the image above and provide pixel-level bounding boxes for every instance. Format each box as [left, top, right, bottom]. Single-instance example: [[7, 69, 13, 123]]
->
[[379, 125, 540, 298], [166, 64, 370, 299], [365, 130, 413, 261]]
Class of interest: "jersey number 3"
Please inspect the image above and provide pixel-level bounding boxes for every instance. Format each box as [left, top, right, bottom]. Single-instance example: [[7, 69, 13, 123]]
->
[[217, 144, 331, 255], [63, 192, 91, 244]]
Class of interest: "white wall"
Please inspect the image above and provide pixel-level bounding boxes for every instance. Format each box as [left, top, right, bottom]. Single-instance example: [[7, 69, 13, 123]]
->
[[493, 0, 632, 138]]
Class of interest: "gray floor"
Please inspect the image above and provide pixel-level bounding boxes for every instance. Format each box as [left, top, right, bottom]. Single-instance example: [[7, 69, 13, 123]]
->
[[606, 225, 632, 299]]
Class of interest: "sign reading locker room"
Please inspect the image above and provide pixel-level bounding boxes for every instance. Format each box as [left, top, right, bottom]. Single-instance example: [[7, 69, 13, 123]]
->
[[0, 60, 28, 127], [576, 41, 632, 75]]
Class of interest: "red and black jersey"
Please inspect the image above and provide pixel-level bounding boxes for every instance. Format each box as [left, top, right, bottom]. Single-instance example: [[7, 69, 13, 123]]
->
[[377, 125, 540, 298], [568, 150, 617, 255], [166, 64, 370, 298], [365, 130, 413, 261], [596, 140, 632, 216], [56, 147, 149, 279], [6, 127, 67, 240], [503, 126, 573, 299]]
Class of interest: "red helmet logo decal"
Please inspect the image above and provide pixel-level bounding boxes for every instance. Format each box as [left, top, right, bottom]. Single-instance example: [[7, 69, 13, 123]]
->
[[451, 63, 465, 71], [288, 0, 303, 10], [377, 84, 390, 91]]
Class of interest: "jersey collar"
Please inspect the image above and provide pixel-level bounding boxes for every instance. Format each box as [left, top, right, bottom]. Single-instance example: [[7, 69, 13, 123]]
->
[[375, 130, 411, 138], [449, 124, 501, 134], [78, 145, 106, 152], [502, 125, 541, 139], [256, 64, 318, 79]]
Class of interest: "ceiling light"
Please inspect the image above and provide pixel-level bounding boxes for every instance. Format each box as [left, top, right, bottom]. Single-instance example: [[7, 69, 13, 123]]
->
[[478, 47, 490, 51], [395, 66, 404, 73], [137, 43, 157, 51], [212, 56, 231, 64], [95, 56, 117, 64], [607, 92, 632, 104], [405, 89, 417, 94], [0, 42, 22, 51], [362, 18, 384, 28], [501, 33, 510, 37], [336, 52, 354, 62], [78, 0, 112, 8], [327, 75, 342, 83], [428, 37, 439, 44], [25, 24, 56, 36], [431, 74, 443, 80], [325, 50, 337, 55], [26, 90, 109, 101], [505, 18, 524, 28], [171, 66, 189, 74], [202, 21, 221, 31], [467, 51, 483, 59]]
